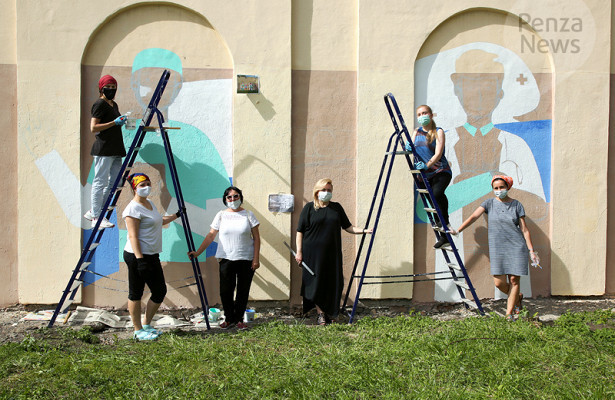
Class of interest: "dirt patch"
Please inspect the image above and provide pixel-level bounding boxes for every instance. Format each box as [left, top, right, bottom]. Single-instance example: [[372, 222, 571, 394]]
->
[[1, 296, 613, 344]]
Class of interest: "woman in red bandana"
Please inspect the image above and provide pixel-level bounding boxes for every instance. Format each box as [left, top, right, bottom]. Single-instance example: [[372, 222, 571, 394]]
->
[[453, 175, 539, 321], [84, 75, 128, 229], [122, 173, 183, 340]]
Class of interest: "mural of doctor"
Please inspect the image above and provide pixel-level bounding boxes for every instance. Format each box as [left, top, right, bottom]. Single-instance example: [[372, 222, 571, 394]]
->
[[117, 48, 231, 263], [414, 43, 551, 301], [82, 47, 232, 287]]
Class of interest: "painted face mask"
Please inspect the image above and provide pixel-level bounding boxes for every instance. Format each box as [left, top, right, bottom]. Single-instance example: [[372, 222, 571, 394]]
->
[[136, 186, 151, 198], [318, 191, 332, 202], [228, 200, 241, 210], [417, 115, 431, 126], [102, 87, 117, 100], [494, 189, 508, 199]]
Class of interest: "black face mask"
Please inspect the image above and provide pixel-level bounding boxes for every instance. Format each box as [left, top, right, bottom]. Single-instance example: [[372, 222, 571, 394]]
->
[[102, 88, 117, 100]]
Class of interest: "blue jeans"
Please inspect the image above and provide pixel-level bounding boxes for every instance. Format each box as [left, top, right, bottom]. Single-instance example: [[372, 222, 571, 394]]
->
[[91, 156, 122, 217]]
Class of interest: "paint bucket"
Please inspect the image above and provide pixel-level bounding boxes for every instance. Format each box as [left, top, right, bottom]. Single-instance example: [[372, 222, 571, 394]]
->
[[208, 308, 221, 322], [125, 118, 137, 130], [243, 309, 255, 323]]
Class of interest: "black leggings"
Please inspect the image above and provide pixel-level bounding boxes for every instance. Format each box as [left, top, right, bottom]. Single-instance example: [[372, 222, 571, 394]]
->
[[219, 259, 255, 324], [428, 172, 452, 226], [123, 251, 167, 303]]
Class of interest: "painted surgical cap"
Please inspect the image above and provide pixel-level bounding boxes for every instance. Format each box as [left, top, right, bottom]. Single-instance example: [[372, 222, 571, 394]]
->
[[132, 48, 183, 76]]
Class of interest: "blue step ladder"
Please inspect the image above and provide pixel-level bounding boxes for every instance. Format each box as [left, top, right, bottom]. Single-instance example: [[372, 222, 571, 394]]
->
[[341, 93, 484, 323], [48, 70, 212, 329]]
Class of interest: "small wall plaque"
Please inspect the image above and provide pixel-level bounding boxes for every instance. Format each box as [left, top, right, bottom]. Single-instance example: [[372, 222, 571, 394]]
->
[[237, 75, 260, 94], [268, 194, 294, 213]]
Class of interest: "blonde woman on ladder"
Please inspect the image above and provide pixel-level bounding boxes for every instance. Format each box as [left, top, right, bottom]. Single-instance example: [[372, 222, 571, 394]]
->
[[406, 105, 453, 249]]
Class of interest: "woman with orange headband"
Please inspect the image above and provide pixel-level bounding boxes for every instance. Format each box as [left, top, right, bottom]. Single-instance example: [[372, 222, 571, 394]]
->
[[122, 173, 183, 340], [453, 175, 538, 321]]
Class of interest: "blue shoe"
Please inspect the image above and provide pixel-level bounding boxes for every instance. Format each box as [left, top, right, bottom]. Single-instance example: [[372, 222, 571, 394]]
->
[[143, 324, 162, 336], [133, 329, 158, 341]]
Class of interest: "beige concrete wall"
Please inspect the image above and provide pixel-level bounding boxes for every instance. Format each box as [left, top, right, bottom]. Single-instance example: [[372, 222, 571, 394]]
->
[[357, 0, 421, 300], [544, 0, 609, 295], [0, 0, 18, 306], [290, 0, 359, 306], [607, 0, 615, 295]]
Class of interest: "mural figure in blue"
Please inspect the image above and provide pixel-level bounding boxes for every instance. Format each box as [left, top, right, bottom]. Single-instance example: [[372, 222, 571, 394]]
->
[[84, 48, 232, 285]]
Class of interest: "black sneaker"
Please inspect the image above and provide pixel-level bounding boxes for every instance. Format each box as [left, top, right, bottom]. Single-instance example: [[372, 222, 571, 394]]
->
[[433, 235, 450, 249]]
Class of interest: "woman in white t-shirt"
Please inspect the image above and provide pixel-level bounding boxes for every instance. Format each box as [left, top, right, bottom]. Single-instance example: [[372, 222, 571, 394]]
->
[[123, 173, 182, 341], [188, 186, 260, 330]]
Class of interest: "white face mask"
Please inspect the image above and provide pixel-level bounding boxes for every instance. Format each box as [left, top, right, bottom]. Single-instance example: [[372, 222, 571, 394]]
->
[[494, 189, 508, 199], [227, 199, 241, 210], [318, 191, 332, 202], [136, 186, 151, 198]]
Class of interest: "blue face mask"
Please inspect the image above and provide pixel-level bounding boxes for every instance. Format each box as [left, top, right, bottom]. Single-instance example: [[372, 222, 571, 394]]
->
[[417, 115, 431, 126]]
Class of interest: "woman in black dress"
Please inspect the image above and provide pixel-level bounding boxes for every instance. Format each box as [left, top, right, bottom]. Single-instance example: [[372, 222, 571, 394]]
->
[[295, 178, 372, 325]]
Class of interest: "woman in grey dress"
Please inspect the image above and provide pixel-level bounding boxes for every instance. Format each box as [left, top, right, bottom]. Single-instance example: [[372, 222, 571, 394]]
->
[[453, 175, 539, 320]]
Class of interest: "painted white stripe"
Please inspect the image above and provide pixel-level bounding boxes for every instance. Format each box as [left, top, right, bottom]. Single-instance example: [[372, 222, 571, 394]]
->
[[35, 150, 92, 229]]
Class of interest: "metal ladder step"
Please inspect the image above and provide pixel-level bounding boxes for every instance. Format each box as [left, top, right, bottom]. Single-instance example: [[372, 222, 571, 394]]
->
[[439, 244, 454, 251], [454, 280, 470, 290], [447, 262, 461, 271], [461, 298, 477, 308], [386, 150, 413, 155], [58, 298, 74, 312], [69, 280, 82, 291], [424, 207, 437, 213], [78, 262, 91, 271]]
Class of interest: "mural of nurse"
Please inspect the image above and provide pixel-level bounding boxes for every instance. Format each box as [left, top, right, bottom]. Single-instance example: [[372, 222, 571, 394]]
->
[[414, 42, 551, 301], [449, 49, 546, 198], [116, 48, 232, 262]]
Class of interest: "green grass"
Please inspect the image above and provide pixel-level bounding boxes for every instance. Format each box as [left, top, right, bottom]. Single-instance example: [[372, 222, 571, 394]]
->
[[0, 310, 613, 399]]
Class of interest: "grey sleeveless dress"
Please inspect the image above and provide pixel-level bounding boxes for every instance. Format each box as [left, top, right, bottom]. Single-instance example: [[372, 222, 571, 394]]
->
[[481, 198, 529, 276]]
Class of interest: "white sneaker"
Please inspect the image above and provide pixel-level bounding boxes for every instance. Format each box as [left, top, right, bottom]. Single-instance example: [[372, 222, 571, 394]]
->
[[92, 218, 115, 229], [83, 210, 95, 221]]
